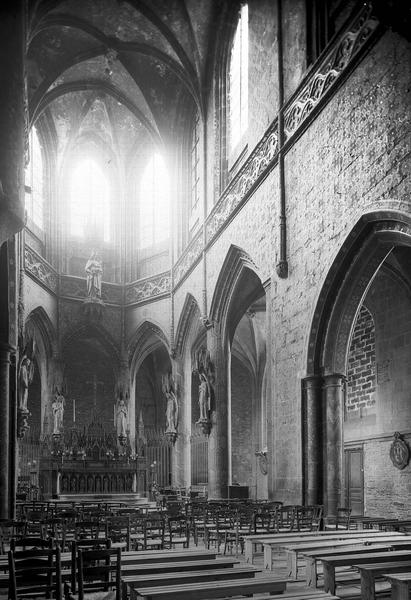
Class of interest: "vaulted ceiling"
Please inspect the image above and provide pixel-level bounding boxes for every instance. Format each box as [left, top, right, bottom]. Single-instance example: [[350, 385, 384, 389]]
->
[[27, 0, 229, 166]]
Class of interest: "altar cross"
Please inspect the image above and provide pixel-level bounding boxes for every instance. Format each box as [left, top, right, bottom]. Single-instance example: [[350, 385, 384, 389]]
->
[[85, 373, 105, 411]]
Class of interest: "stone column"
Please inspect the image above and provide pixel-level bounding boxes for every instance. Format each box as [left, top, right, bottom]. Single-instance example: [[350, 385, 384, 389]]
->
[[0, 1, 26, 245], [302, 376, 323, 506], [207, 323, 228, 499], [322, 374, 345, 519], [0, 343, 13, 518], [171, 357, 187, 488]]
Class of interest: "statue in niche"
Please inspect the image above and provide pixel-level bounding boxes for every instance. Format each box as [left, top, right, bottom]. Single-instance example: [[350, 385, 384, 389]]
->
[[162, 372, 178, 433], [116, 393, 128, 438], [85, 251, 103, 300], [52, 387, 65, 434], [18, 341, 35, 412], [194, 347, 213, 423]]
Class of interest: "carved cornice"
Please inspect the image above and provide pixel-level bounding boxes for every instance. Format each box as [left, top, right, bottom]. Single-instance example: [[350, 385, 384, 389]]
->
[[284, 3, 379, 140], [125, 271, 171, 305], [173, 231, 203, 287], [24, 246, 58, 293], [206, 126, 279, 243]]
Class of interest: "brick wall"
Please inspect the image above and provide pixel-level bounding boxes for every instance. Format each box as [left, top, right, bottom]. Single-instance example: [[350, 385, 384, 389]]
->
[[346, 305, 376, 417]]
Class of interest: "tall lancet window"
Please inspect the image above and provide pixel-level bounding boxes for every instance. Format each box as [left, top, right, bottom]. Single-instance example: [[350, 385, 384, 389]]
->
[[229, 3, 248, 153], [139, 153, 170, 248], [70, 159, 110, 242], [25, 127, 44, 229]]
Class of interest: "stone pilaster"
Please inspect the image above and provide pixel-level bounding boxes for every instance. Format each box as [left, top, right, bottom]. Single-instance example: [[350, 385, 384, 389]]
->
[[322, 373, 345, 519], [302, 375, 322, 506], [207, 323, 228, 499], [0, 1, 26, 245], [0, 343, 13, 518]]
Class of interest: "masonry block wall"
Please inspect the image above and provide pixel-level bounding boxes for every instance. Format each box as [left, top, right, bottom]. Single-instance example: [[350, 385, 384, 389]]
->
[[346, 305, 376, 418], [231, 355, 253, 489]]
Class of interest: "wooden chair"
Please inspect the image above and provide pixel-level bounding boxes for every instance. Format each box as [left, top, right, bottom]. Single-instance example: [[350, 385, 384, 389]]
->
[[8, 546, 62, 600], [325, 507, 352, 530], [166, 515, 190, 549], [135, 513, 165, 551], [105, 516, 131, 551], [10, 536, 53, 551], [75, 520, 102, 540], [66, 547, 121, 600], [0, 519, 27, 554], [66, 538, 112, 597]]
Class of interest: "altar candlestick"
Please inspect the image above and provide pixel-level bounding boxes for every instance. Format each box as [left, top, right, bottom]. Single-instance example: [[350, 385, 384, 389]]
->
[[73, 398, 76, 423]]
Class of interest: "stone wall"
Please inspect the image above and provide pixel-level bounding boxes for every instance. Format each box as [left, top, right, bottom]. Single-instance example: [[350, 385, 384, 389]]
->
[[231, 355, 253, 488]]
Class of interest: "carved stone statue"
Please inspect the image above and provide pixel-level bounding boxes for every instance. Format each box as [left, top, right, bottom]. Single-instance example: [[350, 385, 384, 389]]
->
[[116, 396, 128, 438], [52, 387, 65, 434], [194, 347, 213, 424], [85, 251, 103, 300], [162, 372, 178, 433], [18, 343, 35, 411]]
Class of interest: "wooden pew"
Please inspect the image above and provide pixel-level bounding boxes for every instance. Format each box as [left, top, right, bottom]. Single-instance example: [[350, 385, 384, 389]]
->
[[122, 557, 240, 576], [321, 549, 411, 595], [383, 571, 411, 600], [355, 561, 411, 600], [282, 537, 409, 578], [263, 531, 409, 570], [303, 540, 411, 587], [130, 576, 288, 599], [124, 565, 260, 595]]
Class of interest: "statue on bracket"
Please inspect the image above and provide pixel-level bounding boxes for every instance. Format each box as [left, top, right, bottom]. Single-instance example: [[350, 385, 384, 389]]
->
[[52, 386, 65, 435], [17, 339, 35, 438], [162, 372, 178, 443], [390, 431, 410, 470], [85, 251, 103, 301], [194, 347, 213, 435], [115, 388, 129, 445]]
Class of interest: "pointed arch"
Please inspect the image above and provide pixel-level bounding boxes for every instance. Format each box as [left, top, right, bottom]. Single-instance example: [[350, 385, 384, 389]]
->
[[25, 306, 56, 362], [62, 322, 120, 375], [128, 320, 170, 378], [174, 293, 202, 358], [209, 244, 265, 344], [307, 210, 411, 376]]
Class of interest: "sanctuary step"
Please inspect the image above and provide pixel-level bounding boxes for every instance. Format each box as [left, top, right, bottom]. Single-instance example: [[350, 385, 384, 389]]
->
[[57, 493, 153, 506]]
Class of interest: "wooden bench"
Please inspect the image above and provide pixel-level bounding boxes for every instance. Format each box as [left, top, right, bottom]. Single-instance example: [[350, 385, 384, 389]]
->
[[383, 571, 411, 600], [125, 565, 260, 595], [303, 540, 411, 587], [321, 549, 411, 595], [355, 561, 411, 600], [130, 576, 288, 599], [263, 530, 408, 570], [122, 557, 240, 576], [244, 528, 406, 563]]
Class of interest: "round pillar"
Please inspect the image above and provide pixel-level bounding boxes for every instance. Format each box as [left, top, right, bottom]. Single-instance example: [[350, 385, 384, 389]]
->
[[302, 375, 322, 506], [322, 373, 345, 519]]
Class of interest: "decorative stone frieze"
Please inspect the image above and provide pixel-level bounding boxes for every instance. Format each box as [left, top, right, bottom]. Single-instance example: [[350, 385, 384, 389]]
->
[[206, 127, 279, 242], [125, 271, 171, 305], [284, 3, 379, 139], [24, 246, 58, 293], [60, 275, 122, 305], [173, 232, 203, 286]]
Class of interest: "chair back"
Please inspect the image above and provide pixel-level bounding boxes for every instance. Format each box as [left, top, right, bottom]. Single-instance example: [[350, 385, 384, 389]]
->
[[76, 547, 121, 600], [70, 538, 112, 594], [8, 546, 62, 600]]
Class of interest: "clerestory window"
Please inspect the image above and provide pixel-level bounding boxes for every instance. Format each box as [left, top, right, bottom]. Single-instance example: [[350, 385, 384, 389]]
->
[[228, 3, 248, 154], [139, 153, 170, 249], [25, 127, 44, 230]]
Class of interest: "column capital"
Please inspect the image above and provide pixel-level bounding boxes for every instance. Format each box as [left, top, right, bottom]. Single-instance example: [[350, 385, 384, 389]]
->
[[322, 372, 346, 387], [302, 374, 323, 389]]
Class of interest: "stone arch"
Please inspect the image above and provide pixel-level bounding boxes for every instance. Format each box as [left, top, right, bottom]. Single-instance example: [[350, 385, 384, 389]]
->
[[62, 322, 120, 375], [128, 320, 170, 380], [174, 293, 202, 359], [306, 210, 411, 376], [209, 244, 264, 345], [25, 306, 56, 363]]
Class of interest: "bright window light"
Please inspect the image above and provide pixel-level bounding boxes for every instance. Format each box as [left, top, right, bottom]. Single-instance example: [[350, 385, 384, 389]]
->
[[70, 159, 110, 242], [229, 3, 248, 152], [25, 127, 44, 230], [139, 153, 170, 248]]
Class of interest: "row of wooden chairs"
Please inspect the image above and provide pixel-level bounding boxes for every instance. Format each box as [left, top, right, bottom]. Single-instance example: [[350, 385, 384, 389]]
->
[[8, 540, 122, 600]]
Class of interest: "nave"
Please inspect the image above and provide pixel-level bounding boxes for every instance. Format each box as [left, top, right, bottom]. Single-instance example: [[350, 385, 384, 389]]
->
[[1, 498, 411, 599]]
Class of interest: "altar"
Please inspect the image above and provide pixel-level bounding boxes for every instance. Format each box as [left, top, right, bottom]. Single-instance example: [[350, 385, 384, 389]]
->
[[37, 421, 147, 499]]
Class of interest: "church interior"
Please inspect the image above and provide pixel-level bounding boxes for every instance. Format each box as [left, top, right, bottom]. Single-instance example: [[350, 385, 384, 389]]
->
[[0, 0, 411, 597]]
